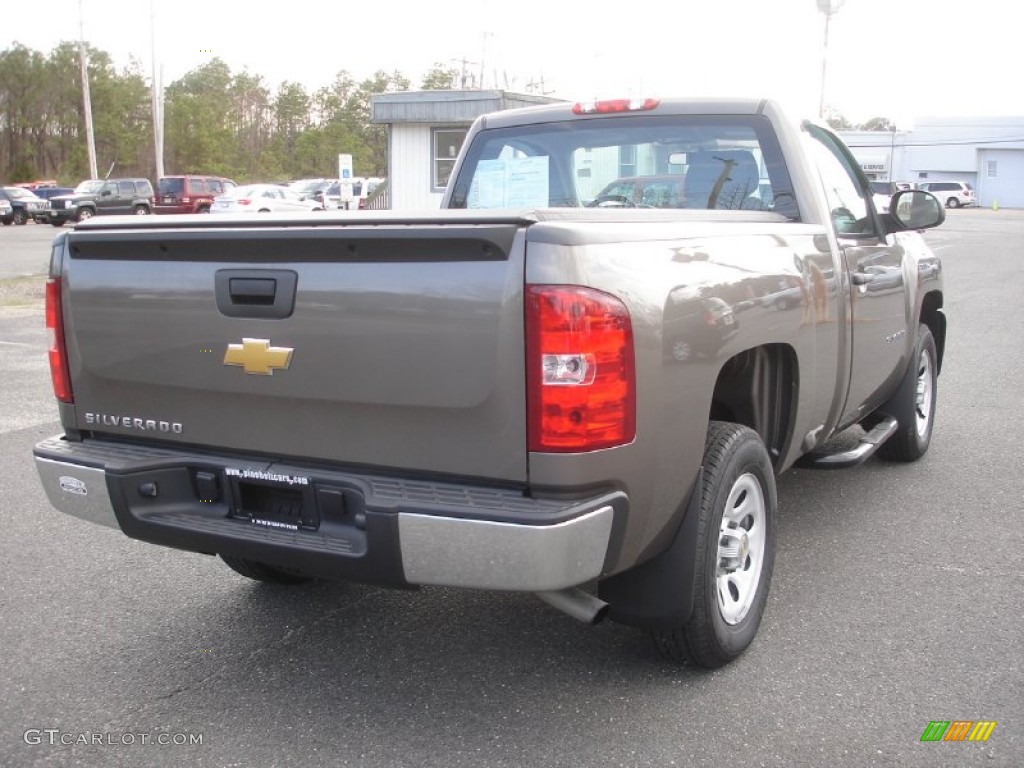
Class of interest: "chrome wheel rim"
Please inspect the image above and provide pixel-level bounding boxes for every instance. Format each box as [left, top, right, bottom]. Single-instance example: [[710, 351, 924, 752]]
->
[[915, 350, 934, 439], [716, 473, 766, 625]]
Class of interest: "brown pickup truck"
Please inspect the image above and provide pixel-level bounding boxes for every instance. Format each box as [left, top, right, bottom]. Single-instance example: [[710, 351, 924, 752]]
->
[[34, 97, 946, 668]]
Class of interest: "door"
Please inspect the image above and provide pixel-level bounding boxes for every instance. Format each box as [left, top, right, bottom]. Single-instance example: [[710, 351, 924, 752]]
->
[[805, 125, 911, 424]]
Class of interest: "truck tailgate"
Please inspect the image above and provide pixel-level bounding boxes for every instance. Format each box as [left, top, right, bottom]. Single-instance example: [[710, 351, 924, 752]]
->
[[58, 218, 529, 482]]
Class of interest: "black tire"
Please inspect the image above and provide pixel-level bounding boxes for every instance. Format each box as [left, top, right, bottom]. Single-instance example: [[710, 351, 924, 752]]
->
[[651, 422, 777, 668], [946, 197, 959, 209], [1, 219, 12, 226], [133, 204, 149, 215], [12, 209, 27, 225], [220, 554, 312, 585], [50, 221, 64, 227], [76, 207, 94, 222], [878, 324, 937, 462]]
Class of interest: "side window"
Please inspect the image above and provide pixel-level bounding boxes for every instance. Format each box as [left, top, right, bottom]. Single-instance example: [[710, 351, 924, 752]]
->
[[118, 181, 135, 197], [805, 126, 875, 235], [209, 180, 222, 195]]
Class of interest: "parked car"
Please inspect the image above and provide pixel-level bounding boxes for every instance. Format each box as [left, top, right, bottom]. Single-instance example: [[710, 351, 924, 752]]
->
[[30, 187, 75, 203], [287, 178, 333, 200], [587, 175, 686, 208], [47, 178, 155, 225], [210, 184, 325, 214], [917, 181, 975, 208], [0, 197, 12, 223], [0, 186, 50, 225], [317, 177, 385, 209], [155, 175, 236, 214]]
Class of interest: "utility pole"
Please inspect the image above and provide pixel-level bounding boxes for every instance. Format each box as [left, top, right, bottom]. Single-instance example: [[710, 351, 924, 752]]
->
[[150, 0, 164, 179], [451, 57, 478, 89], [78, 0, 98, 179]]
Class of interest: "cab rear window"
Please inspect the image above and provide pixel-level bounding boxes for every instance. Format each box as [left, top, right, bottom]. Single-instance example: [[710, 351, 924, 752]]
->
[[449, 114, 796, 218]]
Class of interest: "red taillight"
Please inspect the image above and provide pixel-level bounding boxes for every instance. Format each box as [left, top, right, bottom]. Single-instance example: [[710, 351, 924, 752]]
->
[[237, 199, 251, 206], [45, 278, 73, 403], [572, 98, 660, 115], [526, 286, 635, 452]]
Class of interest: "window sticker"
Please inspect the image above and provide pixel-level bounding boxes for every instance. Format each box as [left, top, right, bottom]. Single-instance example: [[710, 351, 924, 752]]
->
[[469, 156, 549, 208]]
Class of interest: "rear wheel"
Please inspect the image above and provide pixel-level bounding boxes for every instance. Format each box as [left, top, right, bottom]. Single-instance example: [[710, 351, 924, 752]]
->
[[946, 197, 960, 208], [220, 555, 312, 585], [133, 204, 149, 215], [651, 421, 777, 668]]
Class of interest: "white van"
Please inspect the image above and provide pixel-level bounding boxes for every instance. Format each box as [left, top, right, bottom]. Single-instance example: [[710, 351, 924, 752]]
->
[[917, 181, 975, 208]]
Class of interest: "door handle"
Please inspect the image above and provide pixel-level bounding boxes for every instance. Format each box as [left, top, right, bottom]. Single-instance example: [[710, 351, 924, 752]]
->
[[851, 271, 876, 285]]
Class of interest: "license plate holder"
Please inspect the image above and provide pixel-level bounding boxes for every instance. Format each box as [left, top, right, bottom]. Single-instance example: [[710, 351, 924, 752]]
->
[[230, 477, 319, 531]]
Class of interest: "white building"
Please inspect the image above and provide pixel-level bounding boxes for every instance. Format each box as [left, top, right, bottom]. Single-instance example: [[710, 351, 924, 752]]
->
[[841, 116, 1024, 208], [371, 90, 561, 211]]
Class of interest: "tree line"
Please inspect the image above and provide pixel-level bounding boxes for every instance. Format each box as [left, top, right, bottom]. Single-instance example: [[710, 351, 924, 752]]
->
[[0, 42, 462, 185]]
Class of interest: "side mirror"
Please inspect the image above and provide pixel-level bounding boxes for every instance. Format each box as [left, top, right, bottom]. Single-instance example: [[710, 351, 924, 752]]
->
[[886, 190, 945, 232]]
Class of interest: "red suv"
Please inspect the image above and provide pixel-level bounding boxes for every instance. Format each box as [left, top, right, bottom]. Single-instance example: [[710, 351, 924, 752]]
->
[[155, 175, 236, 214]]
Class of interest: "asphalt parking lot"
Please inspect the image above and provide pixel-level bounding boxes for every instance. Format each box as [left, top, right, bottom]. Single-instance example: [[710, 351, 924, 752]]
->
[[1, 211, 1021, 767]]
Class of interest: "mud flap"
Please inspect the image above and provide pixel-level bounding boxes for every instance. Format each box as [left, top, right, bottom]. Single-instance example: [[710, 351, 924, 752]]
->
[[598, 469, 703, 630]]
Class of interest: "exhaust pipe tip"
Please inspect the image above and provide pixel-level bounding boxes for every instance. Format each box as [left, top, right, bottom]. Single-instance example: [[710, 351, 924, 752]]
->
[[536, 587, 609, 625]]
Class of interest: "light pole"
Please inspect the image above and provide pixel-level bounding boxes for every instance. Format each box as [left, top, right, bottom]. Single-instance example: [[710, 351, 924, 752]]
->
[[889, 125, 897, 183], [817, 0, 846, 119]]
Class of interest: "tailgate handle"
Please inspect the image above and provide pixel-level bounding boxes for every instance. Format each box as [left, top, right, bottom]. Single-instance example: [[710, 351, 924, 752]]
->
[[216, 269, 297, 319], [230, 278, 276, 304]]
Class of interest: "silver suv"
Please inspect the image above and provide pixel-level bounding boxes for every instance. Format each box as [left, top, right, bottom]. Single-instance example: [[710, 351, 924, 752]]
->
[[918, 181, 975, 208]]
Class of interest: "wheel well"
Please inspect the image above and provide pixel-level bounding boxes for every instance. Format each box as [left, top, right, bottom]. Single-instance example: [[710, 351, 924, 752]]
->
[[708, 344, 797, 470], [920, 291, 945, 374]]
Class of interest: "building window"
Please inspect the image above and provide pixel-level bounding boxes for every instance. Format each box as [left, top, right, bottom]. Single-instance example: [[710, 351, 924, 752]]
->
[[918, 172, 928, 179], [987, 160, 998, 178], [433, 128, 468, 190], [619, 145, 637, 178]]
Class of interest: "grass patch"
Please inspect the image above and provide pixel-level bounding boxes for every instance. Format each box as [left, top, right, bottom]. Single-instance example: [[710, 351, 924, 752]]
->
[[0, 274, 46, 307]]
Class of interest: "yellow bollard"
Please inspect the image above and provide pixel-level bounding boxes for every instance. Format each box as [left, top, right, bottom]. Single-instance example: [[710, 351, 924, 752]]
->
[[992, 198, 999, 211]]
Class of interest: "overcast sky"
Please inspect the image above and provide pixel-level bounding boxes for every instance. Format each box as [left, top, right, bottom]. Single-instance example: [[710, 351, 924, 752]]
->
[[6, 0, 1019, 129]]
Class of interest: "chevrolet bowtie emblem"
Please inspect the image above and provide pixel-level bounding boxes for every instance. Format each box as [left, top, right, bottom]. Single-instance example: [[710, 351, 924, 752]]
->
[[223, 338, 294, 375]]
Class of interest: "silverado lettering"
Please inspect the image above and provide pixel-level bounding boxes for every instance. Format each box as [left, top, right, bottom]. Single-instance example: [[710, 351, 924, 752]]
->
[[83, 413, 183, 433], [34, 97, 946, 668]]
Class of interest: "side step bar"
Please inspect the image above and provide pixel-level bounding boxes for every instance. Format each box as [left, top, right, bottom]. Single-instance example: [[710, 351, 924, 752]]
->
[[796, 416, 898, 470]]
